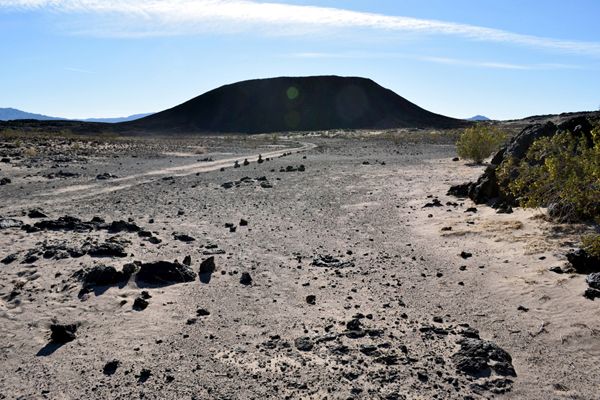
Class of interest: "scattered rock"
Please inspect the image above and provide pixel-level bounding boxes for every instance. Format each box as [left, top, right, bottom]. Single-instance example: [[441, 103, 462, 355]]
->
[[447, 183, 470, 197], [108, 220, 141, 233], [133, 296, 149, 311], [78, 264, 130, 288], [312, 255, 355, 269], [137, 368, 152, 383], [96, 172, 117, 180], [196, 308, 210, 316], [50, 323, 78, 344], [583, 288, 600, 300], [586, 272, 600, 290], [0, 177, 11, 185], [173, 232, 196, 242], [460, 251, 473, 259], [103, 360, 120, 376], [549, 266, 564, 274], [0, 218, 23, 229], [240, 272, 252, 285], [306, 295, 316, 305], [28, 209, 48, 218], [87, 242, 127, 258], [1, 253, 18, 264], [423, 198, 442, 208], [135, 261, 197, 286], [199, 257, 216, 274], [452, 337, 516, 378], [294, 337, 313, 352]]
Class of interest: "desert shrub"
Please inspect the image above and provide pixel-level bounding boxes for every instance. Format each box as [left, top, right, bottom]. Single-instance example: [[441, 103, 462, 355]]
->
[[497, 125, 600, 222], [23, 147, 38, 157], [582, 234, 600, 258], [456, 125, 506, 163]]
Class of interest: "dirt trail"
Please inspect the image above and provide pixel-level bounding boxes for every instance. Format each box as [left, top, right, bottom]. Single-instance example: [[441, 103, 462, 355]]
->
[[2, 141, 316, 213]]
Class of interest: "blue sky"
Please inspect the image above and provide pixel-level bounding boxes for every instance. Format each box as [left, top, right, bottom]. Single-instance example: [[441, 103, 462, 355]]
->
[[1, 0, 600, 120]]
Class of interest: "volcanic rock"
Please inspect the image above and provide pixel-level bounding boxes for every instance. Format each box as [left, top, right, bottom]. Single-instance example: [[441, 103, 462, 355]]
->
[[294, 337, 313, 352], [199, 257, 216, 274], [240, 272, 252, 285], [0, 218, 23, 229], [50, 323, 78, 344], [452, 337, 516, 378], [567, 249, 600, 274], [135, 261, 197, 286], [87, 242, 127, 258]]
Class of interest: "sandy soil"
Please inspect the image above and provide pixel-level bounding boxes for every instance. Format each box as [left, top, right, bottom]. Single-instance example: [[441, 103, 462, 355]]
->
[[0, 133, 598, 399]]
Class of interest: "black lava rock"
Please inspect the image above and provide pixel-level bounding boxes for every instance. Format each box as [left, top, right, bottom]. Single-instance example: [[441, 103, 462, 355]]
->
[[567, 249, 600, 274], [586, 272, 600, 289], [240, 272, 252, 285], [133, 296, 149, 311], [50, 323, 78, 343], [136, 261, 196, 286], [81, 265, 127, 287], [196, 308, 210, 316], [28, 209, 48, 218], [87, 242, 127, 258], [135, 261, 197, 286], [294, 337, 313, 352], [452, 337, 516, 378], [103, 360, 120, 376], [173, 233, 196, 242], [199, 257, 216, 274]]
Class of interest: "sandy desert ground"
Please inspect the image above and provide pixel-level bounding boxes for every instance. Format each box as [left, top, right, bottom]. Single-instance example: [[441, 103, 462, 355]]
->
[[0, 132, 598, 399]]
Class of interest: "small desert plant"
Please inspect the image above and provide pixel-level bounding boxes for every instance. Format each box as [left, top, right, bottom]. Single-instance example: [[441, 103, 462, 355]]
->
[[23, 147, 38, 157], [582, 234, 600, 258], [456, 124, 506, 164], [270, 133, 279, 144]]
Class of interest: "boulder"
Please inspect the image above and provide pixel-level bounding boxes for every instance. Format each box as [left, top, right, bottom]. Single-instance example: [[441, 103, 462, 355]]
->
[[452, 337, 516, 378], [586, 272, 600, 289], [566, 249, 600, 274], [199, 257, 216, 274], [136, 261, 197, 286], [0, 218, 22, 229], [80, 265, 128, 287]]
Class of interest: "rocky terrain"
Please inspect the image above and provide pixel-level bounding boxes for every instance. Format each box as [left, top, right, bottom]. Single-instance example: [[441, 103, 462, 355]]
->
[[0, 131, 598, 399]]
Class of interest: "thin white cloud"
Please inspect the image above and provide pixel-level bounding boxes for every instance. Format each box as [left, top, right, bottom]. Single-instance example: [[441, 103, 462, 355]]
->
[[3, 0, 600, 56], [289, 52, 583, 70]]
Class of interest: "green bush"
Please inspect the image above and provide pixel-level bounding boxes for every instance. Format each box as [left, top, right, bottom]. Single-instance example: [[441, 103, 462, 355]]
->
[[496, 125, 600, 222], [456, 125, 506, 164], [582, 234, 600, 258]]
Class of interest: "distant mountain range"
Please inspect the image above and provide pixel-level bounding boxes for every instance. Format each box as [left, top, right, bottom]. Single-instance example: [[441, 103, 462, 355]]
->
[[82, 113, 154, 123], [467, 115, 491, 121], [0, 108, 152, 123], [123, 76, 466, 134], [0, 108, 62, 121]]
